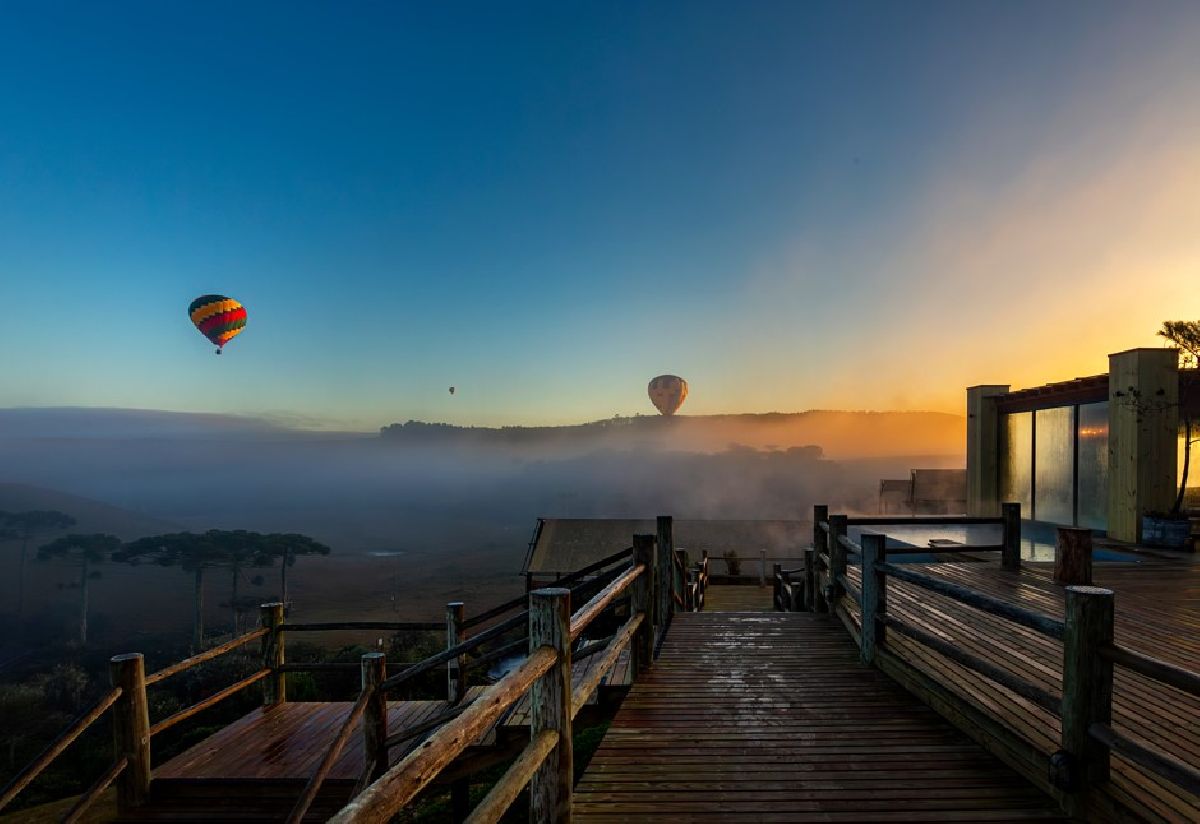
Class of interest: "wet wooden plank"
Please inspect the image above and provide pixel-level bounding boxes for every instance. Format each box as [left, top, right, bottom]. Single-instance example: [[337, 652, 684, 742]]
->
[[574, 610, 1062, 821], [839, 555, 1200, 822]]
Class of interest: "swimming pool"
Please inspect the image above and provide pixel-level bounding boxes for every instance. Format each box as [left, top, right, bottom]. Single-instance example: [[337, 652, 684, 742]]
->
[[846, 522, 1141, 563]]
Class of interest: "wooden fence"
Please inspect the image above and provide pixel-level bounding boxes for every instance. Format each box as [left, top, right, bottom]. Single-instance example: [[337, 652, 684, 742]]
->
[[327, 531, 673, 824], [0, 540, 641, 821], [781, 503, 1200, 819]]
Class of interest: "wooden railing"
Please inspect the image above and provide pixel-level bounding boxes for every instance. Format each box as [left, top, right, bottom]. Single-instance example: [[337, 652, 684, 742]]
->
[[670, 549, 707, 612], [283, 550, 638, 823], [0, 621, 270, 819], [328, 533, 665, 824], [0, 530, 659, 822], [794, 502, 1200, 818]]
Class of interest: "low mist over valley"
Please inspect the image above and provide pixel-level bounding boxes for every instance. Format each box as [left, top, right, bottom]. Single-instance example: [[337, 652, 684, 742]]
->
[[0, 406, 962, 645]]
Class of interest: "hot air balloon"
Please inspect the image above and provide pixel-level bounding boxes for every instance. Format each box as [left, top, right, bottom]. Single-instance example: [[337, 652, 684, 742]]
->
[[188, 295, 246, 354], [449, 386, 456, 395], [648, 375, 688, 416]]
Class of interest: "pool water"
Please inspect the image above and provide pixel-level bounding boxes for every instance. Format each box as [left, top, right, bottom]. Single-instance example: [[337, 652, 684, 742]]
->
[[846, 522, 1141, 563]]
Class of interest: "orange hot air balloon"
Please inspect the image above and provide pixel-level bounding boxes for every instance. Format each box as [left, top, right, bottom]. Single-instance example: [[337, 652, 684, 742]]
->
[[647, 375, 688, 416]]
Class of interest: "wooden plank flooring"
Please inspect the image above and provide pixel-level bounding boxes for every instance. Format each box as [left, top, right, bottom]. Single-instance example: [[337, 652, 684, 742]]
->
[[574, 607, 1063, 821], [154, 688, 490, 782], [839, 556, 1200, 823], [703, 584, 775, 612], [152, 643, 633, 784]]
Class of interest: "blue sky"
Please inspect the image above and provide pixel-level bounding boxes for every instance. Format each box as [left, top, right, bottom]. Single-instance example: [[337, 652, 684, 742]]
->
[[3, 2, 1199, 428]]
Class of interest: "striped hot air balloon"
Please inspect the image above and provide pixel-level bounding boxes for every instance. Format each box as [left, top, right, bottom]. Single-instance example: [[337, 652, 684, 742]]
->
[[648, 375, 688, 415], [188, 295, 247, 354]]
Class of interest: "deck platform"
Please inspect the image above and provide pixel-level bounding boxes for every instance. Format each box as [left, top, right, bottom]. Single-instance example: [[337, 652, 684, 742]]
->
[[120, 645, 632, 821], [702, 583, 774, 612], [574, 606, 1063, 821], [841, 555, 1200, 822]]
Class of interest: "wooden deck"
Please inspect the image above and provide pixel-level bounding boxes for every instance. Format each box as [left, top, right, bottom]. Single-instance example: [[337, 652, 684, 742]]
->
[[120, 645, 633, 820], [574, 606, 1063, 821], [702, 583, 774, 612], [153, 692, 491, 783], [840, 555, 1200, 822]]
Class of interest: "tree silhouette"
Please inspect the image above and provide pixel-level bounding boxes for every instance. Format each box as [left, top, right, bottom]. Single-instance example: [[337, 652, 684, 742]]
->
[[213, 530, 274, 635], [1159, 321, 1200, 516], [260, 533, 332, 611], [37, 533, 120, 644], [4, 510, 76, 622], [117, 530, 274, 646]]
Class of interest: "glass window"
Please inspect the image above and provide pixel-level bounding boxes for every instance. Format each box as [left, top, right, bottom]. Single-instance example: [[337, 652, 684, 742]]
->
[[1035, 407, 1074, 525], [1077, 402, 1109, 529], [1000, 412, 1032, 514]]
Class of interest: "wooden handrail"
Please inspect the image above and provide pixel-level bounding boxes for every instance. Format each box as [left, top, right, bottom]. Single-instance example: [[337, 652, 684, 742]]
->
[[464, 637, 529, 674], [876, 562, 1065, 639], [1100, 643, 1200, 697], [836, 573, 861, 607], [383, 699, 473, 750], [522, 546, 635, 592], [281, 621, 443, 633], [569, 564, 644, 642], [921, 544, 1005, 554], [377, 610, 527, 693], [144, 627, 268, 686], [571, 612, 644, 719], [287, 686, 374, 824], [464, 729, 559, 824], [61, 756, 127, 824], [0, 687, 122, 812], [882, 614, 1060, 714], [331, 646, 558, 824], [149, 669, 270, 737], [1088, 722, 1200, 798], [846, 515, 1004, 526]]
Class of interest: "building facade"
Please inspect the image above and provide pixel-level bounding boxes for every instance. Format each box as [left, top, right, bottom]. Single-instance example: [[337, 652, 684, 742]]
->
[[967, 348, 1197, 543]]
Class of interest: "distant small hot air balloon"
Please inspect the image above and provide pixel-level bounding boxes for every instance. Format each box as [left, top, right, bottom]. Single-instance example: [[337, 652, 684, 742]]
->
[[449, 386, 456, 395], [648, 375, 688, 416], [188, 294, 246, 354]]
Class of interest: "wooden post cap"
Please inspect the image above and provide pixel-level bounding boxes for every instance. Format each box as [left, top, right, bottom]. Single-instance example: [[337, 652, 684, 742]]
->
[[1064, 585, 1113, 597]]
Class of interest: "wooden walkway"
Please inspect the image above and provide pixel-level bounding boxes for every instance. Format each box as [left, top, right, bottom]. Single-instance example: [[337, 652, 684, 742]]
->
[[841, 556, 1200, 822], [574, 606, 1063, 821]]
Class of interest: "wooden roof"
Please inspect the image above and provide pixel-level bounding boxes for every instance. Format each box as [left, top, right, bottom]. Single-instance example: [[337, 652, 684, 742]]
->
[[993, 374, 1108, 413], [524, 518, 808, 574], [993, 369, 1200, 414]]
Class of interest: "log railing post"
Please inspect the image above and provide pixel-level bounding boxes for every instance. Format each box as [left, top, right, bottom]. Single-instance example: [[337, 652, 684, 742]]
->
[[772, 563, 782, 610], [859, 533, 887, 665], [676, 549, 691, 611], [803, 548, 815, 612], [1054, 528, 1093, 586], [759, 549, 766, 588], [446, 601, 466, 705], [1060, 586, 1114, 803], [829, 514, 849, 606], [656, 516, 674, 624], [529, 588, 572, 823], [109, 654, 150, 810], [812, 505, 828, 612], [631, 535, 655, 673], [362, 652, 387, 783], [261, 602, 285, 705], [637, 533, 662, 634], [1002, 501, 1022, 572]]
